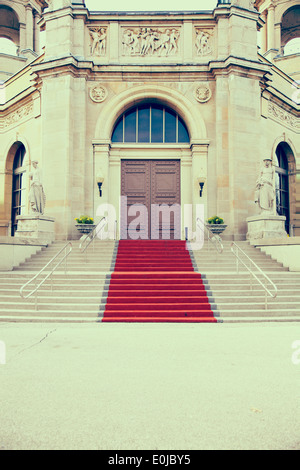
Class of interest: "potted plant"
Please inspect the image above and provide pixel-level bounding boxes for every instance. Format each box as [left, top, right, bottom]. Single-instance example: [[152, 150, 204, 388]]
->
[[206, 215, 227, 235], [74, 215, 95, 234]]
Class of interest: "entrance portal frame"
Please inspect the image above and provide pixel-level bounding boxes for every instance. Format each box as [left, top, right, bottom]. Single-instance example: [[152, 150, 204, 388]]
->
[[92, 84, 209, 240]]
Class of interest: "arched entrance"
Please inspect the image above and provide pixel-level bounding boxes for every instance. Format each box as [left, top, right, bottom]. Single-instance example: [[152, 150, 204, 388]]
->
[[11, 143, 26, 236], [93, 84, 209, 241], [274, 142, 295, 234], [111, 103, 189, 240]]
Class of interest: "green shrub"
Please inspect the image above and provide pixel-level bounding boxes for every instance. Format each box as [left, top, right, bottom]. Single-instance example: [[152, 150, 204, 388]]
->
[[207, 215, 224, 225], [74, 215, 94, 224]]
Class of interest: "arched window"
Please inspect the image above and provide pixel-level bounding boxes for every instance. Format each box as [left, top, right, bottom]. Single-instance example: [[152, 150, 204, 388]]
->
[[281, 6, 300, 55], [275, 144, 290, 233], [11, 144, 26, 236], [112, 104, 190, 144], [0, 6, 20, 52]]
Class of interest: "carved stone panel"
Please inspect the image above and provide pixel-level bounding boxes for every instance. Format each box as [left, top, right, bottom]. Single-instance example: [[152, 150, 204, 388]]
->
[[88, 27, 107, 56], [121, 27, 180, 57], [195, 29, 213, 57], [268, 102, 300, 131], [1, 102, 34, 130]]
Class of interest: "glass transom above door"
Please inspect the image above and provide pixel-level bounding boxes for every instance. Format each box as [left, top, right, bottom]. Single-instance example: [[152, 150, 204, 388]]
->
[[112, 104, 190, 144]]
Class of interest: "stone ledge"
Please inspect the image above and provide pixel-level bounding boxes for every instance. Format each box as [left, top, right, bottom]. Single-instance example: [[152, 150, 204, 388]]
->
[[0, 236, 48, 247], [250, 236, 300, 247]]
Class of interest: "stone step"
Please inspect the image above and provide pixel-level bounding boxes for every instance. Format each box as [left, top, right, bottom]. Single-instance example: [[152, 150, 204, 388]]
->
[[0, 309, 99, 319], [0, 295, 104, 303], [215, 302, 300, 310], [0, 301, 101, 312], [218, 312, 300, 318]]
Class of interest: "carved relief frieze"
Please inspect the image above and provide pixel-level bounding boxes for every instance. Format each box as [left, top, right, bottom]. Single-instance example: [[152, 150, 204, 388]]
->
[[195, 29, 213, 57], [1, 102, 34, 131], [121, 27, 180, 57], [89, 27, 107, 56], [268, 102, 300, 131]]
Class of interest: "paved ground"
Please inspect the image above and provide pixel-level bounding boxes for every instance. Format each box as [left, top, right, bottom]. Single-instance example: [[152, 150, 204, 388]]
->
[[0, 322, 299, 450]]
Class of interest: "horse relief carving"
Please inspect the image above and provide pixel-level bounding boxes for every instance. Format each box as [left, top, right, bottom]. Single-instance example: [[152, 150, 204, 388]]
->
[[122, 27, 180, 57]]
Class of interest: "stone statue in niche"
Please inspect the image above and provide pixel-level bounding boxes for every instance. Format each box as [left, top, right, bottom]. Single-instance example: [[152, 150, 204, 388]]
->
[[122, 27, 180, 57], [254, 158, 275, 214], [89, 27, 107, 56], [195, 30, 212, 56], [29, 161, 46, 215]]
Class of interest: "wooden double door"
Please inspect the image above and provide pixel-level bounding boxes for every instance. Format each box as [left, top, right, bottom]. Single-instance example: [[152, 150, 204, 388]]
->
[[121, 160, 181, 239]]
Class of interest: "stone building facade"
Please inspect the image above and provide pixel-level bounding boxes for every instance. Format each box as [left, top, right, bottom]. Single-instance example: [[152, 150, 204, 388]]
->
[[0, 0, 299, 241]]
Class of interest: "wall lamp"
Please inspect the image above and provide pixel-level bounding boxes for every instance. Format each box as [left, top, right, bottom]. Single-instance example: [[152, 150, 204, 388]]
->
[[197, 177, 206, 197], [96, 176, 104, 197]]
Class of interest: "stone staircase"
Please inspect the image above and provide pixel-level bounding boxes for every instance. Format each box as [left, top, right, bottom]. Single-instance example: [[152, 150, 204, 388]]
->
[[192, 241, 300, 321], [0, 240, 118, 322], [0, 238, 299, 322]]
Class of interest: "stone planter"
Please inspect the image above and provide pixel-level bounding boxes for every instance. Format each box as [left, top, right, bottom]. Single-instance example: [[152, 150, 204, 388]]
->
[[206, 224, 227, 235], [75, 224, 95, 235]]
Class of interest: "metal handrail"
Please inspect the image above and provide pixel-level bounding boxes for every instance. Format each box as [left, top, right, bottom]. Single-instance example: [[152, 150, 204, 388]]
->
[[231, 242, 278, 310], [79, 216, 107, 254], [20, 242, 73, 310], [196, 217, 224, 254]]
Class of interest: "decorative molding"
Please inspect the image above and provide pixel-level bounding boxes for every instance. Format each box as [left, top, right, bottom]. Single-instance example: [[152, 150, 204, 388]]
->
[[195, 84, 212, 103], [195, 29, 213, 57], [268, 102, 300, 131], [0, 102, 34, 131], [89, 27, 107, 56], [89, 84, 108, 103], [121, 27, 180, 57]]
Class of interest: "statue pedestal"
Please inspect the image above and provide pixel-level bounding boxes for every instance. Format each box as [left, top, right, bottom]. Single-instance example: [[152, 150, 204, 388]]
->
[[246, 214, 287, 241], [15, 215, 55, 244]]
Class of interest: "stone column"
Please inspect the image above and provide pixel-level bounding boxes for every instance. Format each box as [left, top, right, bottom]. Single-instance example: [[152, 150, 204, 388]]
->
[[34, 12, 41, 54], [274, 22, 282, 54], [180, 151, 193, 240], [191, 143, 209, 233], [267, 5, 275, 51], [26, 5, 34, 51], [109, 155, 121, 239], [93, 142, 110, 211], [19, 23, 26, 52], [260, 11, 267, 54]]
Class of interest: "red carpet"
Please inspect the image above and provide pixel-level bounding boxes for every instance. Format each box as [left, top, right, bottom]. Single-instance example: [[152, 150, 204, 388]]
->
[[101, 240, 217, 323]]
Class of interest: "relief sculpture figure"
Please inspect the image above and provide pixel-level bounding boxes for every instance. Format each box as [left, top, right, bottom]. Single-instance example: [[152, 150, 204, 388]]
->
[[195, 30, 212, 56], [90, 27, 107, 56]]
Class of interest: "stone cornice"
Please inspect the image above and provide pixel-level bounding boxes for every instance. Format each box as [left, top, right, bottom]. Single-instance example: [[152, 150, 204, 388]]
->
[[29, 53, 274, 82]]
